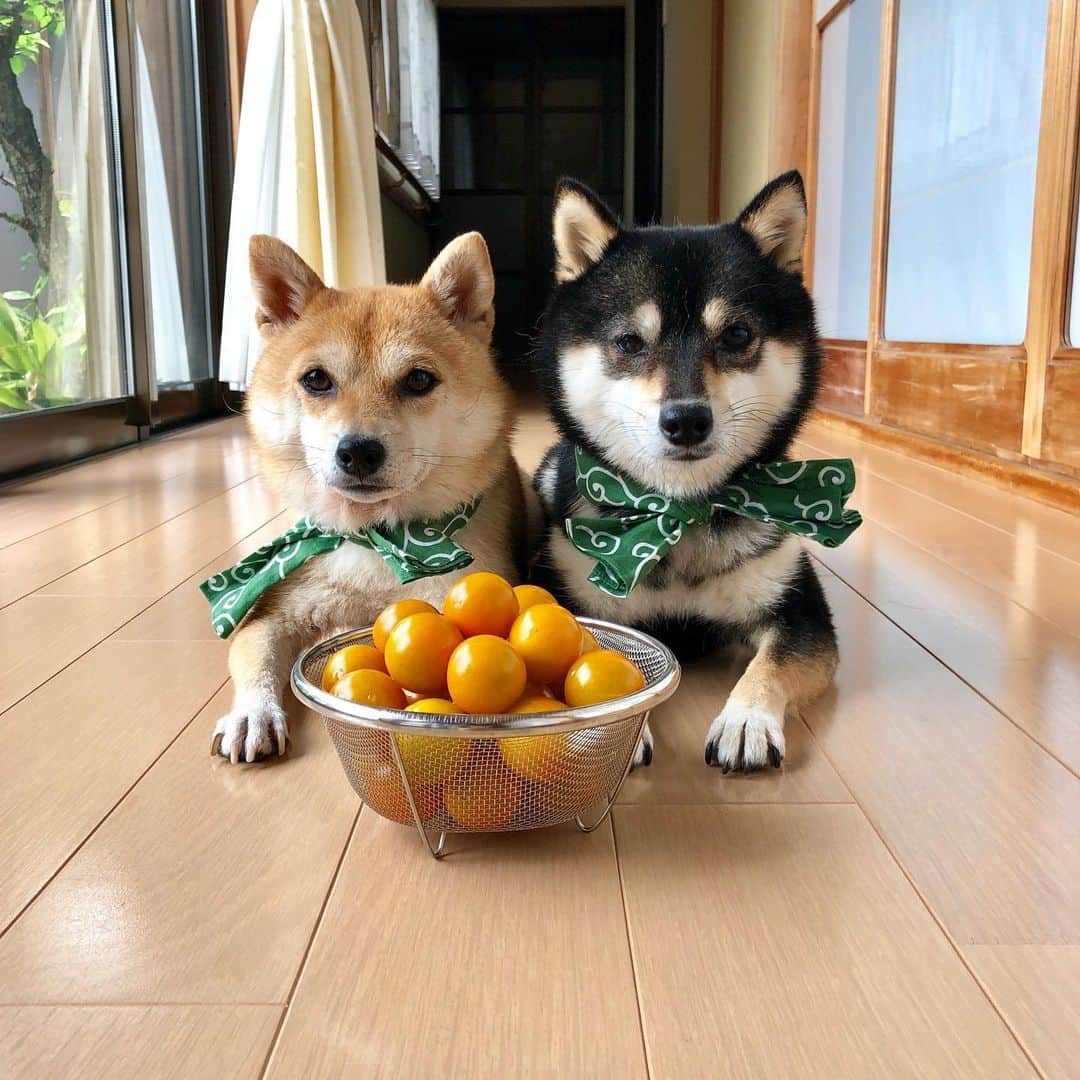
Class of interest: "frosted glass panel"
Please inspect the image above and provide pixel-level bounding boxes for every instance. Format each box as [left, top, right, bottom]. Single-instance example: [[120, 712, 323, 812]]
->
[[884, 0, 1049, 345], [811, 0, 882, 339]]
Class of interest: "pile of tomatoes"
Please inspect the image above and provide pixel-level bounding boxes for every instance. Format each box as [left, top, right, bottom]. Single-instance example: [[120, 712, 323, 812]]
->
[[318, 573, 647, 829], [322, 572, 645, 714]]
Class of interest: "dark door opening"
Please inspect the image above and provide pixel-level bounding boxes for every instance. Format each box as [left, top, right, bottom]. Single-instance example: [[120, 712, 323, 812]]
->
[[436, 9, 626, 385]]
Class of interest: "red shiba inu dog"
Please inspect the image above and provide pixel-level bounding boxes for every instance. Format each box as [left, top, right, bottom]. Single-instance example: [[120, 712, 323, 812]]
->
[[208, 233, 525, 763]]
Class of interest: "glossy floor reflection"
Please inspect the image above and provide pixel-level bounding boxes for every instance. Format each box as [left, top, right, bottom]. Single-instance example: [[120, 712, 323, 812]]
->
[[0, 412, 1075, 1079]]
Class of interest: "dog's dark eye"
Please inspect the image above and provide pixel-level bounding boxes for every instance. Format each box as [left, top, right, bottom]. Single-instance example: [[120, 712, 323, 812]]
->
[[401, 368, 438, 396], [300, 367, 333, 394], [613, 332, 646, 357], [718, 323, 754, 351]]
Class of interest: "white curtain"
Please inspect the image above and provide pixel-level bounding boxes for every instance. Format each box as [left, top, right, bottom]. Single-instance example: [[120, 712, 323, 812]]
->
[[49, 0, 121, 402], [134, 29, 189, 389], [219, 0, 386, 388]]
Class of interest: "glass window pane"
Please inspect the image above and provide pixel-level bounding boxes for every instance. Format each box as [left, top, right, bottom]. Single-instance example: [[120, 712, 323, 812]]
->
[[811, 0, 882, 339], [131, 1, 212, 388], [540, 113, 605, 190], [442, 54, 526, 110], [442, 114, 526, 191], [0, 1, 124, 415], [884, 0, 1049, 345]]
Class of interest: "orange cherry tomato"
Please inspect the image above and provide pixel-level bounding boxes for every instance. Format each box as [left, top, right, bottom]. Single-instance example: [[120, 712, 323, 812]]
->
[[508, 604, 583, 685], [383, 612, 463, 695], [445, 772, 520, 829], [405, 698, 458, 714], [360, 760, 442, 823], [443, 572, 520, 638], [372, 598, 438, 651], [499, 731, 574, 782], [395, 732, 469, 783], [331, 668, 406, 709], [321, 643, 386, 690], [563, 649, 645, 707], [578, 627, 600, 655], [512, 583, 557, 612], [511, 694, 566, 713], [446, 634, 527, 713]]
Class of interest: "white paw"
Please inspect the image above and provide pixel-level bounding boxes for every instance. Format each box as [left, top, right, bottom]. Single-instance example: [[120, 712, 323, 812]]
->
[[631, 720, 654, 770], [704, 703, 785, 772], [211, 702, 289, 764]]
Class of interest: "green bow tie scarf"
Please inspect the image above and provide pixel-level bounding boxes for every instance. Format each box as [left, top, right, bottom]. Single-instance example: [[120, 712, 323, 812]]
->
[[200, 501, 479, 639], [566, 449, 862, 597]]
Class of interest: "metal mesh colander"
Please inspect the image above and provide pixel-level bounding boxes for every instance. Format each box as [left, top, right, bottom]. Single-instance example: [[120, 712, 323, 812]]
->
[[291, 619, 680, 857]]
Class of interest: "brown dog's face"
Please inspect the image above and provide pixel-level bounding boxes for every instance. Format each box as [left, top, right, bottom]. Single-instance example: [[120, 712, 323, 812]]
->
[[245, 234, 511, 530]]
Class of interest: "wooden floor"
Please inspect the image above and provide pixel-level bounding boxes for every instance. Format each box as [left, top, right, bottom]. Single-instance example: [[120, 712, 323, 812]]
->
[[0, 411, 1077, 1079]]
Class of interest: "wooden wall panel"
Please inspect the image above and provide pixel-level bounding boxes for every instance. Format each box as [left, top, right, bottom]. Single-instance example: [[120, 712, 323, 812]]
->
[[1040, 356, 1080, 469], [869, 348, 1026, 456], [225, 0, 259, 147], [819, 340, 866, 416], [769, 0, 812, 178]]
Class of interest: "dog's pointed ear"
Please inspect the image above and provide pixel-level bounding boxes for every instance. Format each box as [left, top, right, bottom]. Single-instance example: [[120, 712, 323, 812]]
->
[[552, 179, 619, 284], [248, 235, 325, 338], [422, 231, 495, 343], [736, 171, 807, 277]]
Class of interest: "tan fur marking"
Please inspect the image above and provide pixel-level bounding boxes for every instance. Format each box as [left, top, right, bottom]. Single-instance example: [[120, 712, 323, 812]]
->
[[632, 301, 662, 345], [702, 298, 729, 337], [739, 184, 807, 276], [726, 636, 837, 717], [553, 190, 617, 283]]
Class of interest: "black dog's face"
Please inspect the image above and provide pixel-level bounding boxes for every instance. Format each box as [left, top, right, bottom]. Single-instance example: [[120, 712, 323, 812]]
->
[[536, 173, 820, 497]]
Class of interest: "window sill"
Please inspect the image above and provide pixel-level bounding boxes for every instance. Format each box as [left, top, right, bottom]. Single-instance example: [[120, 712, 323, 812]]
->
[[376, 133, 434, 222]]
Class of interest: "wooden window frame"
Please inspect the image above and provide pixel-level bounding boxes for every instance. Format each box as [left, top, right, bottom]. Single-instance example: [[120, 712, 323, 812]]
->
[[804, 0, 1080, 472]]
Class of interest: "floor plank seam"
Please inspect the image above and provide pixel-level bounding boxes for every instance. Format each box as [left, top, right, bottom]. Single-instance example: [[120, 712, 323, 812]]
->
[[618, 799, 856, 807], [0, 426, 250, 548], [796, 718, 1050, 1078], [0, 1001, 289, 1008], [739, 684, 1052, 1077], [0, 511, 285, 722], [0, 676, 229, 943], [257, 806, 365, 1079], [609, 812, 653, 1080], [810, 556, 1080, 780], [0, 472, 261, 612], [0, 493, 134, 551]]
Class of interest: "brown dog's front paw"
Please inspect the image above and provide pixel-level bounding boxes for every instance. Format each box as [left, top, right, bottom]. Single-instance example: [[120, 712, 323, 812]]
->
[[211, 700, 289, 764]]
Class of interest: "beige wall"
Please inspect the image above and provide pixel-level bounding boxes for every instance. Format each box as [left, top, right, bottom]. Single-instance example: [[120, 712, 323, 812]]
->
[[717, 0, 778, 222], [660, 0, 714, 225], [381, 193, 431, 284]]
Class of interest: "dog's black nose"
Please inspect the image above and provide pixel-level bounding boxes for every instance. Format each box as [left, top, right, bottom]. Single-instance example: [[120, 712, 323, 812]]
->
[[335, 436, 386, 478], [659, 402, 713, 447]]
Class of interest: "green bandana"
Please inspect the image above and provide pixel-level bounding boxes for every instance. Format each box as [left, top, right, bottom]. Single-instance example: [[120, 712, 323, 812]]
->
[[199, 500, 479, 639], [567, 448, 862, 597]]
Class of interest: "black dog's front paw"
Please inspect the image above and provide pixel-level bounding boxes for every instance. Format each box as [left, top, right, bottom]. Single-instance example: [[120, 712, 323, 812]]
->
[[630, 721, 654, 770], [704, 705, 784, 772]]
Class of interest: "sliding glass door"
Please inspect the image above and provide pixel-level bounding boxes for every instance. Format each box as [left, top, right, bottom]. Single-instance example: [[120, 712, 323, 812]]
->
[[129, 0, 212, 393], [0, 0, 127, 418], [0, 0, 229, 479]]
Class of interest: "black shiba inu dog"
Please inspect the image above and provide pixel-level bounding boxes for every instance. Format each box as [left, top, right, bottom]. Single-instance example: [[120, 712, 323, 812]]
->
[[531, 171, 839, 772]]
